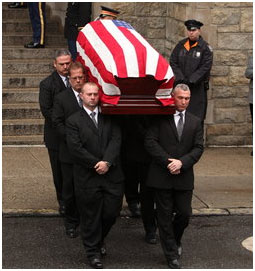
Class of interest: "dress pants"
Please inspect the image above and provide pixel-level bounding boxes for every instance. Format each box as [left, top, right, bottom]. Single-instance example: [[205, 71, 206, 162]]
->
[[28, 2, 46, 45], [155, 189, 192, 260], [47, 148, 63, 205], [61, 162, 80, 229], [75, 178, 123, 259]]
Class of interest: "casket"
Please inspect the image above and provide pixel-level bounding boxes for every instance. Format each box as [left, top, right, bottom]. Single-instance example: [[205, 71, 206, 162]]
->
[[77, 20, 176, 115], [100, 77, 176, 115]]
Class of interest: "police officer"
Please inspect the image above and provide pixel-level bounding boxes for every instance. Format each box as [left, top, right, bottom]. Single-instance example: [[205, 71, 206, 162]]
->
[[64, 3, 92, 61], [24, 2, 46, 48], [170, 19, 213, 121]]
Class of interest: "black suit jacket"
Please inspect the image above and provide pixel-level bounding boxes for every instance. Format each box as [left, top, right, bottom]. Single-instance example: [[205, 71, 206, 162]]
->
[[39, 71, 67, 150], [145, 113, 204, 190], [52, 87, 82, 163], [66, 109, 124, 189]]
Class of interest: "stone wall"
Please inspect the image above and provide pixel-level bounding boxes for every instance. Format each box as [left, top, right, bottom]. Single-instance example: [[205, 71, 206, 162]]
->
[[48, 2, 253, 146]]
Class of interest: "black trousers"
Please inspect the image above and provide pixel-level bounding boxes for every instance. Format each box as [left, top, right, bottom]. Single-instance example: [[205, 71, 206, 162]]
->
[[155, 189, 192, 261], [123, 162, 157, 233], [75, 179, 123, 259], [47, 148, 63, 204], [61, 162, 80, 229]]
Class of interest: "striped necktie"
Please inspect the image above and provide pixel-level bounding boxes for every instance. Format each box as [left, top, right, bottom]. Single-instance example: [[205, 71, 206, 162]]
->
[[90, 111, 98, 128]]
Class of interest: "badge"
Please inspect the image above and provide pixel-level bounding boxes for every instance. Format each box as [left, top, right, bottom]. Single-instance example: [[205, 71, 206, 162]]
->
[[196, 52, 201, 57]]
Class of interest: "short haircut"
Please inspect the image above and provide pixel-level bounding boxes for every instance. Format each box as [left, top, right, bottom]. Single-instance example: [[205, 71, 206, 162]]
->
[[172, 83, 190, 94], [81, 82, 99, 93], [54, 49, 71, 60], [68, 61, 85, 75]]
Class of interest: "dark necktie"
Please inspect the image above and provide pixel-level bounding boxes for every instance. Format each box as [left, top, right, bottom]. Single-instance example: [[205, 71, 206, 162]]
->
[[177, 112, 184, 140], [65, 77, 70, 88], [77, 94, 83, 108], [90, 111, 98, 128]]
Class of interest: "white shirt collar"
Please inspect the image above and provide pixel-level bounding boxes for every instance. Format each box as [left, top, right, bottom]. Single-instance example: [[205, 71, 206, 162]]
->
[[83, 106, 99, 123]]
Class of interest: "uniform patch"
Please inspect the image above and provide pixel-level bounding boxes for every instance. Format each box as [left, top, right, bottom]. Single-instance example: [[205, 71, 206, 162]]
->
[[208, 45, 213, 52]]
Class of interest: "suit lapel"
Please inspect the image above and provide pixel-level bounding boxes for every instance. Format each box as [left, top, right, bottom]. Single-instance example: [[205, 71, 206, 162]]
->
[[53, 71, 66, 90], [67, 88, 81, 110], [81, 109, 99, 134]]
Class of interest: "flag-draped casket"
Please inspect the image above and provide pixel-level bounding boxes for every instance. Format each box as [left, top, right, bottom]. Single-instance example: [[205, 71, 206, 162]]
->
[[76, 20, 175, 114]]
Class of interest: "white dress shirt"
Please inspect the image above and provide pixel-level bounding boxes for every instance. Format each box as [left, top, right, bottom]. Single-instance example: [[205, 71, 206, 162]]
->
[[83, 106, 99, 124], [173, 110, 186, 128]]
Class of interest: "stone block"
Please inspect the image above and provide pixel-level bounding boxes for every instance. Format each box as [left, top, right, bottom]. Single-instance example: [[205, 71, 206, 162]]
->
[[112, 2, 136, 16], [214, 98, 233, 108], [245, 136, 253, 145], [207, 135, 245, 146], [204, 100, 214, 124], [215, 108, 246, 123], [211, 8, 240, 25], [212, 86, 235, 98], [207, 124, 233, 136], [229, 66, 249, 86], [136, 2, 167, 17], [213, 3, 243, 8], [241, 8, 253, 33], [211, 76, 229, 86], [147, 39, 165, 55], [236, 86, 250, 98], [210, 65, 229, 76], [233, 98, 249, 107], [147, 28, 166, 39], [172, 3, 187, 21], [218, 33, 253, 50], [218, 25, 240, 33], [234, 123, 252, 136], [147, 17, 166, 29], [214, 50, 247, 66]]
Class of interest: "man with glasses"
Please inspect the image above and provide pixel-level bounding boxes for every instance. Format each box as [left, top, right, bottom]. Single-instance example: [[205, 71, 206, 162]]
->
[[52, 62, 86, 239]]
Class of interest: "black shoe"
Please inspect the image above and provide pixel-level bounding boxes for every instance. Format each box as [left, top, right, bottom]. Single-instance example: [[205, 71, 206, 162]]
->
[[145, 232, 157, 244], [89, 257, 103, 269], [128, 203, 141, 218], [66, 228, 78, 238], [59, 204, 65, 216], [8, 2, 27, 8], [168, 259, 181, 269], [24, 42, 45, 48]]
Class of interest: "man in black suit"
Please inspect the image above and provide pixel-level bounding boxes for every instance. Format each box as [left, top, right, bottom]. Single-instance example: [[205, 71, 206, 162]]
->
[[39, 49, 72, 215], [66, 82, 124, 269], [145, 84, 204, 269], [52, 61, 86, 238]]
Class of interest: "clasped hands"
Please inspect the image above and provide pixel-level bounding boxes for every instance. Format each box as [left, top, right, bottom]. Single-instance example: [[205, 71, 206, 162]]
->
[[167, 158, 182, 175], [94, 161, 109, 175]]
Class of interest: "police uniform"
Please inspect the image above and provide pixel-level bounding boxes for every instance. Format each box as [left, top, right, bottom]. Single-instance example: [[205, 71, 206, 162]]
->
[[64, 3, 92, 61], [24, 2, 46, 48], [170, 20, 213, 120]]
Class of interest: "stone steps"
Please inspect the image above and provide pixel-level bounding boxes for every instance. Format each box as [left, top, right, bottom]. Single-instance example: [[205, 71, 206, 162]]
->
[[3, 59, 54, 74], [3, 33, 66, 46], [3, 103, 43, 120], [3, 47, 56, 60], [3, 74, 49, 88], [2, 3, 63, 145], [3, 119, 44, 136], [3, 88, 39, 104], [2, 135, 44, 145], [3, 20, 61, 34]]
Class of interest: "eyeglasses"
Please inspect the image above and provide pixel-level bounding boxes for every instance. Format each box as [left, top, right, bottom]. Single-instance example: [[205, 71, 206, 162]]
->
[[69, 76, 85, 81]]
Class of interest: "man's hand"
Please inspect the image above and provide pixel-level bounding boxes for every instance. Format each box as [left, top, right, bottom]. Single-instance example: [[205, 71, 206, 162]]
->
[[167, 158, 182, 174], [94, 161, 109, 175]]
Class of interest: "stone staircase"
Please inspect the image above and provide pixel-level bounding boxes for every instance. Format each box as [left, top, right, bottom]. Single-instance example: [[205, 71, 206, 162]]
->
[[2, 3, 66, 145]]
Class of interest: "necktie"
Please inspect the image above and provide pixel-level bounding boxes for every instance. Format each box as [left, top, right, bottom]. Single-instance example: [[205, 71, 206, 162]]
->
[[90, 111, 98, 128], [78, 95, 83, 108], [177, 112, 184, 140], [65, 77, 70, 88]]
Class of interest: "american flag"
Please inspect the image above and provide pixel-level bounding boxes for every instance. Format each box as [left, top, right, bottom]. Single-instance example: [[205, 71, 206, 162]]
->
[[76, 20, 174, 106]]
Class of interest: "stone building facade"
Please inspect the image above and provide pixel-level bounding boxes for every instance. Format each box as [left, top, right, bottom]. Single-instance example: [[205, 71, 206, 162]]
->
[[48, 2, 253, 146]]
